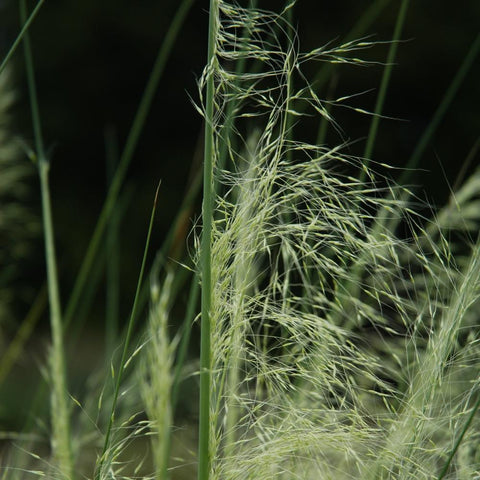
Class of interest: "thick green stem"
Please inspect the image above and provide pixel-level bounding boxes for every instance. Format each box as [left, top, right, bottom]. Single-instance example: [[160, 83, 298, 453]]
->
[[198, 1, 218, 478]]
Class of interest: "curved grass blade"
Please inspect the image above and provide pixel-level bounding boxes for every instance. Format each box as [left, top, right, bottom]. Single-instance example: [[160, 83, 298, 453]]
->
[[361, 0, 410, 177], [95, 181, 161, 480], [437, 392, 480, 480], [398, 31, 480, 187], [63, 0, 195, 330], [0, 0, 45, 76], [0, 284, 47, 386]]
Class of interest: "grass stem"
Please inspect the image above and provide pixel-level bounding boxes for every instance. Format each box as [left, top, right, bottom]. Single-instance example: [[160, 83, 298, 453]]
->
[[198, 1, 219, 479], [63, 0, 195, 330], [0, 0, 45, 76], [361, 0, 409, 176], [20, 0, 73, 477]]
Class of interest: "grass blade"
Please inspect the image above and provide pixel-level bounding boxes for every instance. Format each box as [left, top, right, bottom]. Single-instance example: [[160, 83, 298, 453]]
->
[[95, 181, 162, 479], [361, 0, 410, 174], [63, 0, 195, 329], [0, 0, 45, 76]]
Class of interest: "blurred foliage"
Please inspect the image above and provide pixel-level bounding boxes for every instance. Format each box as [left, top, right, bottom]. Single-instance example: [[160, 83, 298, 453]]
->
[[0, 0, 478, 470], [0, 0, 478, 330]]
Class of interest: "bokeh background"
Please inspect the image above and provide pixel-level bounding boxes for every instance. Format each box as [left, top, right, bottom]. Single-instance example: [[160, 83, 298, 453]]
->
[[0, 0, 479, 432]]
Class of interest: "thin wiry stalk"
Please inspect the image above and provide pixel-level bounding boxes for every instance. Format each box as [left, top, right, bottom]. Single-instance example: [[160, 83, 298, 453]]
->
[[397, 31, 480, 186], [104, 125, 121, 359], [438, 391, 480, 480], [361, 0, 409, 175], [95, 182, 161, 480], [20, 0, 73, 477], [63, 0, 195, 330], [0, 0, 45, 76]]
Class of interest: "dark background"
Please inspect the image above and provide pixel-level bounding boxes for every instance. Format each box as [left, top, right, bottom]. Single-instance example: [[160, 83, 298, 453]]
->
[[0, 0, 478, 425]]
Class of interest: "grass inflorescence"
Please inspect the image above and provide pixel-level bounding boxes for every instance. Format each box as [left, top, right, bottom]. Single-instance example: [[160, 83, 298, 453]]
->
[[0, 1, 479, 479]]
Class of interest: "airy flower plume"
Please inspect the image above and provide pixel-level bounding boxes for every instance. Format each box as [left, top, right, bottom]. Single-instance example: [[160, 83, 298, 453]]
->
[[194, 2, 480, 479]]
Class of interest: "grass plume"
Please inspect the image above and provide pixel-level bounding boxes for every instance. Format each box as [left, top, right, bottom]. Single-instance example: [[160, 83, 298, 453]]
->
[[0, 1, 479, 479]]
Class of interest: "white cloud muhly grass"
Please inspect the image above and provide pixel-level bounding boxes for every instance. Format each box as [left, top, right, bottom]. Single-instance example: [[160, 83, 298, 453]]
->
[[3, 2, 479, 479], [195, 2, 480, 479]]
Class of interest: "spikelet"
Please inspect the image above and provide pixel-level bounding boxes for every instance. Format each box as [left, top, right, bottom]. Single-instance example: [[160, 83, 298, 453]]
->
[[195, 2, 480, 479]]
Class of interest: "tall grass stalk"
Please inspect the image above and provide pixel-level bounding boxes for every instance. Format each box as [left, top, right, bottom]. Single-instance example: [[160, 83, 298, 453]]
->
[[361, 0, 409, 174], [104, 126, 121, 359], [95, 182, 161, 479], [0, 0, 45, 76], [198, 1, 219, 477], [398, 31, 480, 185], [20, 0, 73, 477], [63, 0, 195, 330]]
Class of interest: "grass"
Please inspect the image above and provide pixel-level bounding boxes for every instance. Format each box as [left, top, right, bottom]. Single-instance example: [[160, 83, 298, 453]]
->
[[1, 1, 479, 479]]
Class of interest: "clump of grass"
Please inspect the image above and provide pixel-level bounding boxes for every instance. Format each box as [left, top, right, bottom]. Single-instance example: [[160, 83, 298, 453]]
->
[[1, 1, 479, 479], [193, 1, 480, 479]]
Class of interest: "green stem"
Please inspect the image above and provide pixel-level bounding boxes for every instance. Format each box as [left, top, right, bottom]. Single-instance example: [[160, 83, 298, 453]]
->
[[20, 1, 73, 477], [0, 0, 45, 76], [104, 125, 120, 359], [384, 31, 480, 233], [361, 0, 409, 177], [199, 1, 218, 478], [95, 182, 161, 479], [0, 284, 47, 386], [39, 162, 74, 480], [398, 31, 480, 185], [63, 0, 195, 329], [437, 392, 480, 480], [171, 278, 199, 412]]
